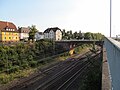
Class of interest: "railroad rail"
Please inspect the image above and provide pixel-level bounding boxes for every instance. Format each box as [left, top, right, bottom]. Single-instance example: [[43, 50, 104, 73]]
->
[[36, 51, 101, 90], [9, 49, 101, 90]]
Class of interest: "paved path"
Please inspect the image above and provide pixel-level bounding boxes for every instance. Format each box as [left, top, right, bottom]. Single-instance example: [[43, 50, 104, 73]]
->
[[102, 48, 111, 90]]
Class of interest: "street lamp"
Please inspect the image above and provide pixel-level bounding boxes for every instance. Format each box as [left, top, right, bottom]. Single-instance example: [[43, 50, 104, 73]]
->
[[110, 0, 112, 37]]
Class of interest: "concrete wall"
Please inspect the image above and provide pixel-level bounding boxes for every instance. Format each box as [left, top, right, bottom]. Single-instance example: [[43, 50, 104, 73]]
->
[[105, 37, 120, 90], [102, 48, 111, 90]]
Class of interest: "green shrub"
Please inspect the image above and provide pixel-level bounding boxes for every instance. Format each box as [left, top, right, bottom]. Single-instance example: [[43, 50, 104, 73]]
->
[[0, 74, 11, 84], [29, 61, 37, 67]]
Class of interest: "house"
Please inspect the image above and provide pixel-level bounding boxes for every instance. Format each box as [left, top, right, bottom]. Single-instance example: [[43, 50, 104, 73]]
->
[[35, 32, 44, 40], [44, 27, 62, 40], [18, 27, 30, 41], [0, 21, 19, 42]]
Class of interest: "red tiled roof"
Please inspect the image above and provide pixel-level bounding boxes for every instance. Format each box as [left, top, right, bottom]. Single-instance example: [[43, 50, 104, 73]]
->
[[0, 21, 17, 31]]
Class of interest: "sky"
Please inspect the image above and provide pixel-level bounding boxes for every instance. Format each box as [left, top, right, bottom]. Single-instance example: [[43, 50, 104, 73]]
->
[[0, 0, 120, 37]]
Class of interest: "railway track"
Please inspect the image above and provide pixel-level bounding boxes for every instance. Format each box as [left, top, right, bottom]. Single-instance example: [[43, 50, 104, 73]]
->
[[35, 59, 87, 90], [36, 51, 101, 90], [57, 52, 102, 90], [9, 50, 100, 90], [9, 60, 75, 90], [57, 62, 91, 90]]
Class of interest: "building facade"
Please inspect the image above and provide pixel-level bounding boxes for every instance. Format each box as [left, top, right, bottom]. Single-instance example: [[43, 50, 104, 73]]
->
[[0, 21, 19, 42], [44, 27, 62, 41], [35, 32, 44, 40], [18, 27, 30, 41]]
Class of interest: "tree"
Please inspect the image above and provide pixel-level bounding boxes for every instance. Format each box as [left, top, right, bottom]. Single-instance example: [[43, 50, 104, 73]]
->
[[62, 29, 66, 39], [73, 32, 78, 39], [29, 25, 38, 42], [84, 32, 92, 40], [66, 31, 70, 40], [69, 30, 73, 39], [78, 30, 82, 39]]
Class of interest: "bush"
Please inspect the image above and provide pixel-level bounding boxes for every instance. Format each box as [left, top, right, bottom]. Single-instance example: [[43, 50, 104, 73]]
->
[[0, 40, 67, 84], [29, 61, 37, 67], [21, 63, 29, 69], [0, 74, 12, 84], [7, 66, 20, 74]]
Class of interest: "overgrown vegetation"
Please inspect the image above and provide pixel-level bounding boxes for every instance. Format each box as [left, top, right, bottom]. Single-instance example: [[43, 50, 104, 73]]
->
[[0, 39, 65, 84], [0, 39, 96, 84], [80, 51, 102, 90], [62, 29, 104, 40]]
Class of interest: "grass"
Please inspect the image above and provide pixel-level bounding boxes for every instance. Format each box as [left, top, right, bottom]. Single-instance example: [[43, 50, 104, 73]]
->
[[0, 68, 36, 84]]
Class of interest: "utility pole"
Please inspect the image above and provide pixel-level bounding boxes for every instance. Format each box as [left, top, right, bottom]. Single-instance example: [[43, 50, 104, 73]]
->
[[110, 0, 112, 37]]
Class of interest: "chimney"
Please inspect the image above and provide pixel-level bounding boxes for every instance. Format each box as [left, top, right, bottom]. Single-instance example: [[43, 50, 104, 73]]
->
[[6, 22, 9, 27]]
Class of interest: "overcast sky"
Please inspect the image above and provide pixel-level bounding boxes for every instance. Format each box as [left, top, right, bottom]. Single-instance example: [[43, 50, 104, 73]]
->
[[0, 0, 120, 37]]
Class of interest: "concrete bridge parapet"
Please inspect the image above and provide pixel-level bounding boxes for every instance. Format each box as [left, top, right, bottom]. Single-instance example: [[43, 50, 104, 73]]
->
[[104, 37, 120, 90]]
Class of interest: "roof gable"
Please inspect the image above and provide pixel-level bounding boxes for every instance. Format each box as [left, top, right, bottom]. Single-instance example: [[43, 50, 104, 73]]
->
[[18, 27, 30, 33], [0, 21, 17, 30], [44, 27, 61, 33]]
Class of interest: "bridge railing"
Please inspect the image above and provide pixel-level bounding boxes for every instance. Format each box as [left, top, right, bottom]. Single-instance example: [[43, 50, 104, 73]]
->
[[105, 37, 120, 90], [56, 39, 100, 41]]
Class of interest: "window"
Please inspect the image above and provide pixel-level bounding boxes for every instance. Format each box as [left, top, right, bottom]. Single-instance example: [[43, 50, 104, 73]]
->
[[4, 37, 6, 39], [16, 37, 17, 39], [9, 37, 11, 39]]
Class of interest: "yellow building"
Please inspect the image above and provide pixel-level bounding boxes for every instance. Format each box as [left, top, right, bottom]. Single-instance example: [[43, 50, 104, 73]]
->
[[0, 21, 19, 42]]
